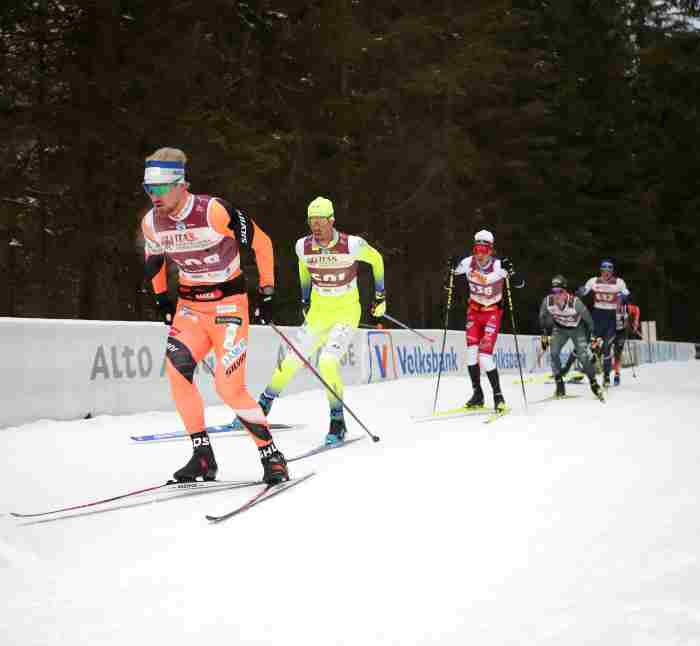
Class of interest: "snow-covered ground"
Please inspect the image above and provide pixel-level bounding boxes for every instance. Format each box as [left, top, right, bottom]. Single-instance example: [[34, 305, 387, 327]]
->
[[2, 362, 700, 646]]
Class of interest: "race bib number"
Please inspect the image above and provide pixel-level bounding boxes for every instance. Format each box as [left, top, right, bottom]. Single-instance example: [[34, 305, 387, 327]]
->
[[311, 271, 347, 283], [597, 292, 616, 302], [471, 284, 494, 296]]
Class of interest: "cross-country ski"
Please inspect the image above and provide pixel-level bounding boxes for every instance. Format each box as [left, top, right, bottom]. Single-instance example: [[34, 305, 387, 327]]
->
[[205, 472, 316, 523], [288, 436, 363, 462], [9, 478, 261, 519], [130, 422, 307, 443]]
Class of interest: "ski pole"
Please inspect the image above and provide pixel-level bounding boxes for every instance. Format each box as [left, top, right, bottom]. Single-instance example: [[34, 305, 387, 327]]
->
[[432, 261, 455, 414], [505, 276, 528, 408], [382, 313, 435, 343], [625, 336, 637, 378], [270, 323, 380, 443]]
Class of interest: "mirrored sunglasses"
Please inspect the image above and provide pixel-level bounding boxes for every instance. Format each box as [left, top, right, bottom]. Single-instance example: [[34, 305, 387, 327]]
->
[[473, 243, 492, 255], [143, 182, 179, 197]]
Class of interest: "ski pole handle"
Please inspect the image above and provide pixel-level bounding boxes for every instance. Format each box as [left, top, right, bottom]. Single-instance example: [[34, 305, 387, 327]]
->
[[443, 264, 455, 323]]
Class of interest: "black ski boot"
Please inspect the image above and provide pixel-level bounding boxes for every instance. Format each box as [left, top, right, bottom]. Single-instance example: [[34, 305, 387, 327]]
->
[[493, 392, 507, 413], [259, 442, 289, 485], [486, 368, 506, 412], [325, 417, 347, 446], [603, 373, 611, 388], [555, 376, 566, 398], [173, 431, 218, 482], [465, 364, 484, 408], [465, 388, 485, 409]]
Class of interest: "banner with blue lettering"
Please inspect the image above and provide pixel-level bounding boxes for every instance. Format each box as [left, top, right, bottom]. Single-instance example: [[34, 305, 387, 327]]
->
[[1, 318, 694, 428], [366, 329, 461, 382]]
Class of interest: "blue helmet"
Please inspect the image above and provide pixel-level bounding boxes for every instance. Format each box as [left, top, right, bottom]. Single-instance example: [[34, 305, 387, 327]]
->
[[600, 259, 614, 272]]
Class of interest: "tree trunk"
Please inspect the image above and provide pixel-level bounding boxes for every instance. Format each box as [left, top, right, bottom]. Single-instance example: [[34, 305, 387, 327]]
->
[[75, 1, 120, 318]]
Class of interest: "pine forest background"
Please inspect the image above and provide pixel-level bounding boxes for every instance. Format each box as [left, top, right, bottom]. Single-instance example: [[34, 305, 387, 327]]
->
[[1, 0, 699, 341]]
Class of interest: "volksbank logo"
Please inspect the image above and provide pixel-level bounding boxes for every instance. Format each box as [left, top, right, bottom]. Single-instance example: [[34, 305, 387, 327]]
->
[[368, 331, 457, 380], [372, 343, 395, 379], [493, 348, 526, 369], [367, 330, 397, 381], [396, 345, 458, 375]]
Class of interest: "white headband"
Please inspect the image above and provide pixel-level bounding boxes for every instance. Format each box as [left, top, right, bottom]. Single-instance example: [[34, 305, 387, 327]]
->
[[144, 160, 186, 184]]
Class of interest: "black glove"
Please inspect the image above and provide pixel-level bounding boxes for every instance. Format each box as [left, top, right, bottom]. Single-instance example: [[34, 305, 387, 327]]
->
[[540, 335, 550, 351], [575, 286, 586, 298], [254, 287, 275, 325], [448, 255, 460, 271], [370, 292, 387, 323], [154, 293, 176, 325], [501, 257, 515, 276], [300, 299, 310, 322]]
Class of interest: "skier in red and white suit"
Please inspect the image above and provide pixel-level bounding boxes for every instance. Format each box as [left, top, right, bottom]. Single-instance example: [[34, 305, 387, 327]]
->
[[453, 230, 524, 412]]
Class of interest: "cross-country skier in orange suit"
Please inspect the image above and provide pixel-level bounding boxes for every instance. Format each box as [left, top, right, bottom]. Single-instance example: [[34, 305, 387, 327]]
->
[[140, 147, 288, 484]]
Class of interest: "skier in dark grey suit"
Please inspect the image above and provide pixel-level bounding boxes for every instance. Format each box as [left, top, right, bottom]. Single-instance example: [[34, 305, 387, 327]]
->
[[539, 275, 604, 401]]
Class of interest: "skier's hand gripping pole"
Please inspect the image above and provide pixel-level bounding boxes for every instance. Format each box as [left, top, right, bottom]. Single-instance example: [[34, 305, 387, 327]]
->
[[270, 324, 380, 443]]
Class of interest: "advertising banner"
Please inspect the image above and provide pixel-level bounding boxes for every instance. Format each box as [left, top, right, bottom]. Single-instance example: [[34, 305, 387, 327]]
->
[[0, 318, 362, 429], [0, 317, 694, 428]]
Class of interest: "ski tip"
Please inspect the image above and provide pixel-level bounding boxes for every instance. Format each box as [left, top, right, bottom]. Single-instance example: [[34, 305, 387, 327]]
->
[[483, 407, 511, 424], [206, 472, 316, 523], [286, 472, 317, 488]]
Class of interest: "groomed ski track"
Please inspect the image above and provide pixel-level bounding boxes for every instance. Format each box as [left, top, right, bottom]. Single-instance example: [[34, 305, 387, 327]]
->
[[2, 362, 700, 646]]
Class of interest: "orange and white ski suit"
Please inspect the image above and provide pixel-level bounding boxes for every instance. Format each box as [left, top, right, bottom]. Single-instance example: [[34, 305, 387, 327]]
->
[[141, 193, 274, 447]]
